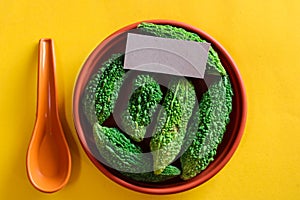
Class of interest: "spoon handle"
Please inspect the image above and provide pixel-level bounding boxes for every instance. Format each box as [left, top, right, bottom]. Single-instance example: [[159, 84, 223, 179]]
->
[[37, 39, 58, 117]]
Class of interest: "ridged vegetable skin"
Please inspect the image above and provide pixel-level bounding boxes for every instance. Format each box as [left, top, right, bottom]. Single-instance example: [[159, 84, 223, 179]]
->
[[150, 79, 196, 175], [83, 54, 125, 124], [122, 75, 163, 142], [180, 76, 233, 180], [93, 123, 151, 173]]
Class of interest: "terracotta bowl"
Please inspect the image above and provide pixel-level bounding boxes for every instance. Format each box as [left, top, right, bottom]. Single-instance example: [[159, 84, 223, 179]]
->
[[73, 19, 247, 194]]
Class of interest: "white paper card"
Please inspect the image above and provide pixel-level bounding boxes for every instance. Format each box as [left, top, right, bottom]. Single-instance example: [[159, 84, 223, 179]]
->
[[124, 33, 210, 78]]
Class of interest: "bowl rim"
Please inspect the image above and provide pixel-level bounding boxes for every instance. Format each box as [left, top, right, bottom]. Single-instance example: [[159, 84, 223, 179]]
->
[[72, 19, 247, 195]]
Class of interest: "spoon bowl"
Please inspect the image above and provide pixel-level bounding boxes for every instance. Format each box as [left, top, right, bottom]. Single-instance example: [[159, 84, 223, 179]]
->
[[26, 39, 71, 193]]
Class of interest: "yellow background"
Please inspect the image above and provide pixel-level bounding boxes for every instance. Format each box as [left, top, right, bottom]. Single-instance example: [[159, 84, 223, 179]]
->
[[1, 0, 299, 199]]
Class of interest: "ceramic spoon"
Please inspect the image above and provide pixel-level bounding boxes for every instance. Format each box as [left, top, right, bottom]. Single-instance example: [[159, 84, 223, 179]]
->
[[26, 39, 71, 193]]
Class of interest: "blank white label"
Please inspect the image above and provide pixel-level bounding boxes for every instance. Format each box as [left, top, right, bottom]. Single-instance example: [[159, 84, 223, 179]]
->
[[124, 33, 210, 78]]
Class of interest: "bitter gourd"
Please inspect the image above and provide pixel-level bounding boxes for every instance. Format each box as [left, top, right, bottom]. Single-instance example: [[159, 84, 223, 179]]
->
[[83, 53, 125, 124], [137, 22, 227, 76], [150, 78, 196, 175], [122, 75, 163, 142], [93, 123, 152, 173], [180, 76, 233, 180], [122, 165, 181, 183]]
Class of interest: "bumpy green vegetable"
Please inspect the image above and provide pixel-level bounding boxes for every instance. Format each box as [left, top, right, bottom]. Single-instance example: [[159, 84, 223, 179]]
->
[[137, 22, 227, 76], [180, 76, 233, 180], [122, 75, 163, 142], [83, 54, 125, 124], [93, 123, 151, 173], [150, 78, 196, 175], [122, 165, 181, 183]]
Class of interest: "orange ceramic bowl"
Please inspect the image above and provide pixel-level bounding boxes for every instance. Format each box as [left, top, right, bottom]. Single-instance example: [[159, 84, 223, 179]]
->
[[73, 20, 247, 194]]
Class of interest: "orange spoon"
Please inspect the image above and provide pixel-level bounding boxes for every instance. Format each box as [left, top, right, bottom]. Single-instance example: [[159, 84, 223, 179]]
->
[[26, 39, 71, 193]]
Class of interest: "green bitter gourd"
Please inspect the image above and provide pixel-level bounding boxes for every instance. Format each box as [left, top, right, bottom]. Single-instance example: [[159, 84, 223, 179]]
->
[[122, 75, 163, 142], [83, 53, 125, 124], [150, 78, 196, 175], [93, 123, 152, 173], [180, 76, 233, 180], [94, 123, 181, 182]]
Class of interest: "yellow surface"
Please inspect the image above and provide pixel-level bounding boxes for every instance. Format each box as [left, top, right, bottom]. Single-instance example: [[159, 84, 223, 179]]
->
[[0, 0, 299, 199]]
